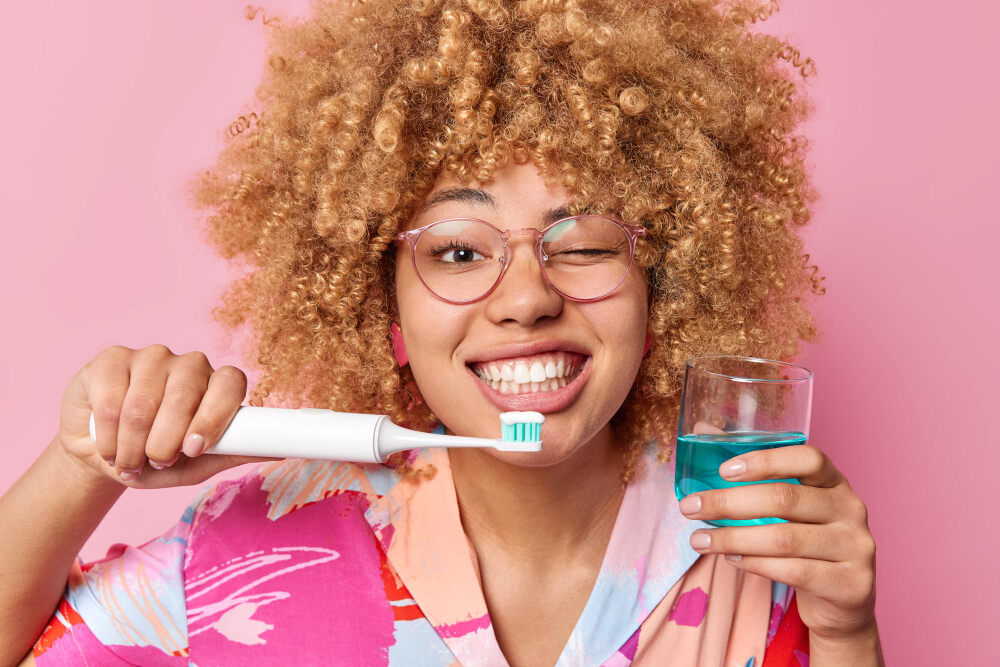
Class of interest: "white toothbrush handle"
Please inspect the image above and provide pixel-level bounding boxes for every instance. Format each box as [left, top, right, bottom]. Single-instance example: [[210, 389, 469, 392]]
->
[[208, 406, 385, 462], [88, 406, 386, 463], [87, 406, 540, 463], [202, 408, 496, 461]]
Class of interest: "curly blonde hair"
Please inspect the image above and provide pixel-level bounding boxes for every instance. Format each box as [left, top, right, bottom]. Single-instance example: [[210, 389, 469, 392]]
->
[[188, 0, 825, 481]]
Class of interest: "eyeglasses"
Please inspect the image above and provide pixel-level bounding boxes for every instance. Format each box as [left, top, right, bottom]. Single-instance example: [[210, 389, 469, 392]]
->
[[394, 215, 647, 304]]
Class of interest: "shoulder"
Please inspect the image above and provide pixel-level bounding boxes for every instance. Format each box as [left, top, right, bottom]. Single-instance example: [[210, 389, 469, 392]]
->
[[180, 459, 402, 583], [188, 458, 403, 525], [180, 460, 408, 654]]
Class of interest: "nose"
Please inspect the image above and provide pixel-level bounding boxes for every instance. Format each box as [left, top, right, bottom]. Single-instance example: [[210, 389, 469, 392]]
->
[[483, 235, 563, 326]]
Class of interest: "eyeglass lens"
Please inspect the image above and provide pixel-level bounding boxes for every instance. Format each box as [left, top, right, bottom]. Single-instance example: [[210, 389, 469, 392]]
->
[[412, 217, 633, 302]]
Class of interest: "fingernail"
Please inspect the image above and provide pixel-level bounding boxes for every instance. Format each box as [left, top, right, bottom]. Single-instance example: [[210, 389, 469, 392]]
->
[[149, 454, 179, 470], [691, 532, 711, 550], [119, 469, 140, 482], [182, 433, 205, 457], [104, 457, 116, 467], [679, 494, 702, 514], [725, 554, 743, 562], [721, 459, 746, 478]]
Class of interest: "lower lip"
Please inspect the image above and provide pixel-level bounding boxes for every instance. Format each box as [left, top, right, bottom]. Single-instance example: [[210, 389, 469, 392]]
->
[[470, 359, 592, 413]]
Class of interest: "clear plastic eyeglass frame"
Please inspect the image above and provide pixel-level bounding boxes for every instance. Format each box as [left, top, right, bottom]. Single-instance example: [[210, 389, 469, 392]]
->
[[394, 215, 647, 305]]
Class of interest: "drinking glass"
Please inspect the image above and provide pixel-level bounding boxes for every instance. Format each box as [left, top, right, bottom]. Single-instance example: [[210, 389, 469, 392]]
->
[[675, 355, 813, 527]]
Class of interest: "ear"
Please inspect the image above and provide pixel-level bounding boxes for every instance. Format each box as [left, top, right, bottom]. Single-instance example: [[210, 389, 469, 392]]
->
[[642, 331, 651, 358], [391, 321, 409, 367]]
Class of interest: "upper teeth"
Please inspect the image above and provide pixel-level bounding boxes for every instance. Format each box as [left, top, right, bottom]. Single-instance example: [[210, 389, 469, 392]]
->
[[470, 353, 585, 394]]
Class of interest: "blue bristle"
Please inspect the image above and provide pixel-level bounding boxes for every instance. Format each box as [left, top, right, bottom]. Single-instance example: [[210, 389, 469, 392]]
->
[[500, 413, 544, 443]]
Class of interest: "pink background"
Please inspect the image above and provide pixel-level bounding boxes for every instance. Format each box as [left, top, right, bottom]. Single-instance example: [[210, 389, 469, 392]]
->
[[1, 1, 994, 663]]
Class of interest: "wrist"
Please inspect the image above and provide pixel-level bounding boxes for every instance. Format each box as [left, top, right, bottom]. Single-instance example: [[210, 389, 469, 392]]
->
[[46, 436, 126, 498], [809, 620, 884, 667]]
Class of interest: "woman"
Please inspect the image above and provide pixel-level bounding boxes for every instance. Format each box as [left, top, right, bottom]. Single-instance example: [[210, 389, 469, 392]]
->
[[1, 0, 882, 664]]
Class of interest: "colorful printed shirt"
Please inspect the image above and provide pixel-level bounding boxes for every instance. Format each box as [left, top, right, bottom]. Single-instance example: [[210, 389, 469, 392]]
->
[[33, 443, 810, 665]]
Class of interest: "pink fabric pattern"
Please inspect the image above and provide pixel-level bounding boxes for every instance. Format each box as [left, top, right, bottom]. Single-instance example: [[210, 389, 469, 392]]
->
[[34, 444, 808, 665]]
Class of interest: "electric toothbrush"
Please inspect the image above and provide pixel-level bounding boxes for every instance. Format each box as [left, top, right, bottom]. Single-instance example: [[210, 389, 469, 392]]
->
[[88, 407, 543, 463]]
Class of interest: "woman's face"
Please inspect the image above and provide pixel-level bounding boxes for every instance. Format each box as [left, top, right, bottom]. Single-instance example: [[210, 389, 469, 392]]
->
[[394, 161, 648, 466]]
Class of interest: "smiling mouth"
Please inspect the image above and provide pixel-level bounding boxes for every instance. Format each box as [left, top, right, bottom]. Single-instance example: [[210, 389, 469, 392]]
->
[[468, 351, 588, 395]]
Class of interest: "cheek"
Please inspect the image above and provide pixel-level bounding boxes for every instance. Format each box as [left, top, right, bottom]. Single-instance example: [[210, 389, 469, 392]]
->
[[395, 253, 439, 328], [394, 261, 468, 390], [594, 275, 648, 387], [601, 273, 648, 348]]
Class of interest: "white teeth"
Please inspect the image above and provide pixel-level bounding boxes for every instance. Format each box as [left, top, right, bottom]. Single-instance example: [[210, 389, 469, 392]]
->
[[477, 353, 586, 394], [494, 371, 575, 394], [514, 362, 530, 384], [529, 361, 546, 382]]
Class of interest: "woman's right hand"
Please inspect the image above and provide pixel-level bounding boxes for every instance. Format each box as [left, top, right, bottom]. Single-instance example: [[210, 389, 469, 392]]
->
[[57, 344, 273, 488]]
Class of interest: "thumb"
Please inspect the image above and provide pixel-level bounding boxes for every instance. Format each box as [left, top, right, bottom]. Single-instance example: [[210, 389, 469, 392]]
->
[[130, 453, 283, 489], [179, 453, 283, 482], [691, 420, 727, 435]]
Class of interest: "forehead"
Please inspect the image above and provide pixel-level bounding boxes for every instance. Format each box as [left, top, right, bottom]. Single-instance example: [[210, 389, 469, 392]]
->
[[405, 162, 573, 231]]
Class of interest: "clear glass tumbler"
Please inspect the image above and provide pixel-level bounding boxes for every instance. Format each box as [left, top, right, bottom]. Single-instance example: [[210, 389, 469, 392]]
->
[[675, 355, 813, 528]]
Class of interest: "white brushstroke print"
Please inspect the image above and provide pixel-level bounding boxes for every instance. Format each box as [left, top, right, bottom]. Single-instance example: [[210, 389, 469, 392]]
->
[[186, 546, 340, 645]]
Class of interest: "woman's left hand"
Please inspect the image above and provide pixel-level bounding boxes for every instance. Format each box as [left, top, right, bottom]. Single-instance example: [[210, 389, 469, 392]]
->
[[678, 442, 877, 640]]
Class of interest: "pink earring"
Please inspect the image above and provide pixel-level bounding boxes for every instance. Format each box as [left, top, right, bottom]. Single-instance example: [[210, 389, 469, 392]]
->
[[391, 321, 408, 367], [642, 332, 652, 358]]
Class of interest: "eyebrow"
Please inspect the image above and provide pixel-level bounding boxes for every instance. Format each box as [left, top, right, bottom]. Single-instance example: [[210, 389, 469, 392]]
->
[[416, 186, 572, 226], [417, 187, 497, 215]]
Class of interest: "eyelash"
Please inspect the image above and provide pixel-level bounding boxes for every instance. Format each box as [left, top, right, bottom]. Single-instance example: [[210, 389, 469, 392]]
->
[[428, 241, 490, 264], [429, 241, 477, 255]]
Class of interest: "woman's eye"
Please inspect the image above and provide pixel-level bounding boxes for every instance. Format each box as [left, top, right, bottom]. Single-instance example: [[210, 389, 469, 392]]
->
[[548, 246, 622, 260], [559, 248, 614, 256], [435, 245, 485, 263]]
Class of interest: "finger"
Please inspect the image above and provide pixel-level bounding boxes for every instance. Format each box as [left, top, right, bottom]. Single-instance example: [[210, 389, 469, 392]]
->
[[688, 522, 855, 562], [114, 346, 172, 479], [125, 453, 280, 489], [718, 556, 874, 612], [180, 365, 248, 458], [143, 352, 212, 468], [84, 347, 132, 467], [691, 420, 726, 435], [679, 481, 845, 524], [718, 443, 844, 488], [719, 554, 834, 592]]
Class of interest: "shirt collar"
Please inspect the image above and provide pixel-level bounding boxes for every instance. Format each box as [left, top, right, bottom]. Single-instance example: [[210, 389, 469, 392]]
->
[[363, 444, 711, 665]]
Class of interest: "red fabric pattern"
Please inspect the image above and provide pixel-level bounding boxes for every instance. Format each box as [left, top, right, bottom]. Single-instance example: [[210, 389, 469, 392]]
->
[[762, 593, 810, 666]]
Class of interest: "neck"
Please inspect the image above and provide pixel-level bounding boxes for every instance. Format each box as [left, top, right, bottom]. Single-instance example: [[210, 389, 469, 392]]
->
[[448, 426, 626, 570]]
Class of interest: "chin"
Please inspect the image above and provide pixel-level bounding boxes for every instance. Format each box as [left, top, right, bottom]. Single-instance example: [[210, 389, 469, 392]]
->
[[480, 445, 579, 468], [458, 418, 608, 468]]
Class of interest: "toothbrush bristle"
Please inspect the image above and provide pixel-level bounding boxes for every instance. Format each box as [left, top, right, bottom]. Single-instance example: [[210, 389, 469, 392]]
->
[[498, 411, 544, 450]]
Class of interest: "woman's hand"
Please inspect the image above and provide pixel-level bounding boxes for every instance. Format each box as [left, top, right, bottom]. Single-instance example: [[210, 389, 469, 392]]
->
[[677, 432, 877, 641], [58, 343, 273, 489]]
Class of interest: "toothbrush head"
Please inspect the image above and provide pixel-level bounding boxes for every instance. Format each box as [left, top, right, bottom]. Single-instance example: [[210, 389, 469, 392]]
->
[[495, 411, 544, 452]]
